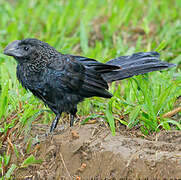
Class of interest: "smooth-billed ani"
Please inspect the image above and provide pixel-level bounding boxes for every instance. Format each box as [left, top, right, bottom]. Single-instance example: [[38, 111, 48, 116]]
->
[[4, 39, 175, 132]]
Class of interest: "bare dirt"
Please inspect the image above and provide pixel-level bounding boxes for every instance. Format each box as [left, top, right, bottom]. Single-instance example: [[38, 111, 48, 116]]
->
[[11, 124, 181, 179]]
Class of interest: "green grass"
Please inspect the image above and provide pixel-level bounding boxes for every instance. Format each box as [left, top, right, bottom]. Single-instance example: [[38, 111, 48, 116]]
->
[[0, 0, 181, 178]]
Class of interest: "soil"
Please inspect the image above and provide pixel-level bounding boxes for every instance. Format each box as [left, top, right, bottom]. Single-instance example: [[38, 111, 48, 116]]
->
[[10, 124, 181, 179]]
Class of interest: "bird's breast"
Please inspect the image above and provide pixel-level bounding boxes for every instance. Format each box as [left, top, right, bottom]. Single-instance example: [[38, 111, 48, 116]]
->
[[16, 64, 45, 90]]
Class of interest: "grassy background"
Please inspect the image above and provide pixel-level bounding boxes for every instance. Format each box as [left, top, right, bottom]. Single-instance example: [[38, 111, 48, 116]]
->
[[0, 0, 181, 178]]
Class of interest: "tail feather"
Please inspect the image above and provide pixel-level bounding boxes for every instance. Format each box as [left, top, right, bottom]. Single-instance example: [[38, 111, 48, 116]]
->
[[103, 52, 175, 83], [106, 52, 160, 66]]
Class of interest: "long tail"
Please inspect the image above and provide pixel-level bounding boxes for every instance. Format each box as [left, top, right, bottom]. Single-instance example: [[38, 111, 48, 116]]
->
[[103, 52, 175, 83]]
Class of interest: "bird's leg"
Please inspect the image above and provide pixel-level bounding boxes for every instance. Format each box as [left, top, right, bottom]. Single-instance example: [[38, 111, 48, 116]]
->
[[50, 113, 61, 132], [70, 114, 75, 127], [70, 108, 77, 127]]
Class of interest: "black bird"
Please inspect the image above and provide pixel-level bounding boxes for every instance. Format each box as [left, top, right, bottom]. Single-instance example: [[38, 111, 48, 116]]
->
[[4, 39, 175, 132]]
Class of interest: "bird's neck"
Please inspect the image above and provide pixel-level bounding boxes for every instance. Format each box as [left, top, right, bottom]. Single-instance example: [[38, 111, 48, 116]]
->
[[18, 58, 47, 74]]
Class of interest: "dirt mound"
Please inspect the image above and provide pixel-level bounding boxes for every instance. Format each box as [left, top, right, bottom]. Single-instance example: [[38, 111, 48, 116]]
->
[[14, 124, 181, 179]]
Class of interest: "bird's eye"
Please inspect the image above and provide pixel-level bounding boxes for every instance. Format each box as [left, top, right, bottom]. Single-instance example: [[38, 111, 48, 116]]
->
[[24, 46, 29, 51]]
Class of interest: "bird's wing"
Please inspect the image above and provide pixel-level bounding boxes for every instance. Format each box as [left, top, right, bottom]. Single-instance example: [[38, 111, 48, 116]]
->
[[72, 55, 120, 73], [47, 55, 85, 92], [46, 55, 112, 98]]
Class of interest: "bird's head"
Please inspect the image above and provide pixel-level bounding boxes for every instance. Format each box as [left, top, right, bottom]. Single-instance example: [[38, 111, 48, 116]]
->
[[4, 38, 58, 64]]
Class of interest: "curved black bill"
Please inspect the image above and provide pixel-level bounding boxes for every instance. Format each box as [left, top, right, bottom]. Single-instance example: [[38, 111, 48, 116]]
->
[[4, 40, 21, 57]]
